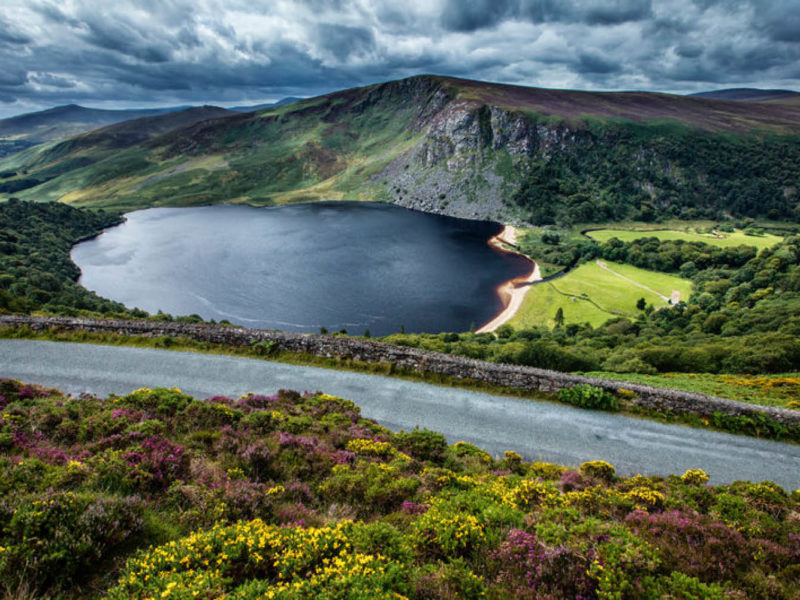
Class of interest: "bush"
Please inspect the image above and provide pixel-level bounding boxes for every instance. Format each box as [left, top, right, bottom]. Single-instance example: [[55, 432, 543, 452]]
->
[[492, 529, 595, 598], [415, 558, 487, 599], [580, 460, 616, 481], [0, 491, 143, 592], [681, 468, 710, 485], [394, 427, 448, 464], [559, 384, 620, 411]]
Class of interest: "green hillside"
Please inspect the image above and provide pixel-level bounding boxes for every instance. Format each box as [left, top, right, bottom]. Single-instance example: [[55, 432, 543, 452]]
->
[[509, 261, 692, 329], [2, 75, 800, 223]]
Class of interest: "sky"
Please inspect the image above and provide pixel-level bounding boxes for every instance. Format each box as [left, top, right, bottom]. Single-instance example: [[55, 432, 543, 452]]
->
[[1, 0, 799, 118]]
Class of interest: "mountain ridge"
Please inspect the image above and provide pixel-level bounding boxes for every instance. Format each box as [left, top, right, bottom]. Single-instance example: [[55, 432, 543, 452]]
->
[[689, 87, 800, 102], [3, 74, 800, 223]]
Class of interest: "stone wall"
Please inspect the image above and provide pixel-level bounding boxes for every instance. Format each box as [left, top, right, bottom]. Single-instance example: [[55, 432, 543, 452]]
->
[[3, 314, 799, 428]]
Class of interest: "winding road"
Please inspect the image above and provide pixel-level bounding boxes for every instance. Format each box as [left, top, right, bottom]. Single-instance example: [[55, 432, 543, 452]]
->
[[2, 339, 800, 489]]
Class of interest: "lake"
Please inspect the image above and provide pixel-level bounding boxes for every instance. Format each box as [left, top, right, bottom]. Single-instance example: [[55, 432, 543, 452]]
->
[[72, 202, 530, 336]]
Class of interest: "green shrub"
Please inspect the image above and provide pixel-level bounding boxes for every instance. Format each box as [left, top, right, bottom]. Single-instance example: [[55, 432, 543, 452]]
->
[[559, 384, 620, 411], [0, 491, 143, 592], [414, 558, 487, 599], [580, 460, 616, 481], [394, 427, 448, 464]]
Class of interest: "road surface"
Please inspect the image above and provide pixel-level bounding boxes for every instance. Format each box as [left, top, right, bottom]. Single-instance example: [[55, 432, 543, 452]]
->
[[2, 339, 799, 489]]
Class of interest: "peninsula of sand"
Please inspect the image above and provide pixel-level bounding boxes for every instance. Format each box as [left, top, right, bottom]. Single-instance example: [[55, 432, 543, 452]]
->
[[477, 226, 541, 333]]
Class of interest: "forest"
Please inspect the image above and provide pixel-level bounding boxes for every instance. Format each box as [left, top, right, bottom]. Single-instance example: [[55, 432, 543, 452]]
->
[[512, 124, 800, 226]]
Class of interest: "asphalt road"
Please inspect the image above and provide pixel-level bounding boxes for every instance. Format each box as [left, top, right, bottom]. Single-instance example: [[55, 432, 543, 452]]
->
[[2, 339, 800, 489]]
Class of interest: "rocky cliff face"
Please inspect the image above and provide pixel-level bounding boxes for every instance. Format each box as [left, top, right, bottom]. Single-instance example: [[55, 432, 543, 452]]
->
[[372, 83, 580, 223]]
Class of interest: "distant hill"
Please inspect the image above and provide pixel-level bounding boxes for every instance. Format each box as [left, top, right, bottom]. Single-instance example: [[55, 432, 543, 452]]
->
[[0, 104, 186, 143], [229, 97, 304, 112], [3, 75, 800, 224], [689, 88, 800, 102], [0, 106, 233, 196]]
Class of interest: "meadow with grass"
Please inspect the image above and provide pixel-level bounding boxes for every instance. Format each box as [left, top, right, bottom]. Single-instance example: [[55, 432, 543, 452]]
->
[[2, 378, 799, 599], [586, 227, 783, 251], [507, 260, 692, 329]]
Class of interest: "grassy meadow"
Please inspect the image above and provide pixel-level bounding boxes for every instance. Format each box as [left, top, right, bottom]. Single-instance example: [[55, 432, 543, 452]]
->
[[586, 227, 783, 251], [508, 261, 692, 329]]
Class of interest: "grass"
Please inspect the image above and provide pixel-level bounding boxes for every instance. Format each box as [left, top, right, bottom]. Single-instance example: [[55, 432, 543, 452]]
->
[[509, 260, 693, 328], [585, 371, 800, 409], [586, 227, 783, 251]]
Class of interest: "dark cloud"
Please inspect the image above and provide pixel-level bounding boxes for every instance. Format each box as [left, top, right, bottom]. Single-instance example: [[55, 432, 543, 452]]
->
[[579, 0, 653, 26], [754, 1, 800, 43], [675, 43, 703, 58], [440, 0, 515, 32], [0, 0, 797, 119], [0, 69, 28, 87], [440, 0, 652, 31], [316, 24, 376, 61], [0, 19, 31, 45], [29, 73, 76, 88], [576, 52, 622, 74]]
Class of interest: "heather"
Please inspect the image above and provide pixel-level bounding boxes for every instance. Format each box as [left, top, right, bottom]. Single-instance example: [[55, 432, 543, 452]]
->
[[1, 378, 799, 599]]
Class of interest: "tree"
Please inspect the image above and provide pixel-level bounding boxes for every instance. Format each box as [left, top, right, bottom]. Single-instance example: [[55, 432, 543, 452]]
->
[[636, 297, 646, 311], [554, 307, 564, 327]]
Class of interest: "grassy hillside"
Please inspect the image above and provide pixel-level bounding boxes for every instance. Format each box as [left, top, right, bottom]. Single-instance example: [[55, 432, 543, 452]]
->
[[2, 75, 800, 223], [2, 379, 798, 599], [0, 107, 233, 197], [508, 261, 692, 329]]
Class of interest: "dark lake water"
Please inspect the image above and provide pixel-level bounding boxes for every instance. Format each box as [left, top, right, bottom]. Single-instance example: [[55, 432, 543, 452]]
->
[[72, 203, 530, 336]]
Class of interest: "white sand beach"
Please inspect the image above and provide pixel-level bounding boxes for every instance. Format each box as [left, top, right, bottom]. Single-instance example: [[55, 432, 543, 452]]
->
[[476, 226, 541, 333]]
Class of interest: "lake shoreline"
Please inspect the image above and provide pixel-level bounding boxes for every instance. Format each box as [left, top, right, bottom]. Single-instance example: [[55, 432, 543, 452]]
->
[[477, 225, 540, 333]]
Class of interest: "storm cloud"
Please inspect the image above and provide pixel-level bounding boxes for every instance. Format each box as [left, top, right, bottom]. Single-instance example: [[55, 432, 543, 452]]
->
[[0, 0, 798, 117]]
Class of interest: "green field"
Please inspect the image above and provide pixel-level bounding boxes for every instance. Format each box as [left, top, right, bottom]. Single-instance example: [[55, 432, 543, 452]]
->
[[586, 227, 782, 250], [509, 260, 693, 328]]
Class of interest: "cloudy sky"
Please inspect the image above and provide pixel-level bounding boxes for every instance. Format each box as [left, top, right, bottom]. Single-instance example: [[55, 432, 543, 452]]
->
[[1, 0, 799, 118]]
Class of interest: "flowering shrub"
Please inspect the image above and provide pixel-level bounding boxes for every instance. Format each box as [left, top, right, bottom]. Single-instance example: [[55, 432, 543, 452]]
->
[[121, 436, 189, 491], [626, 509, 750, 581], [414, 503, 486, 557], [580, 460, 616, 481], [108, 520, 410, 600], [493, 529, 595, 599], [681, 468, 710, 485], [1, 379, 799, 599], [560, 469, 586, 492], [346, 438, 398, 458]]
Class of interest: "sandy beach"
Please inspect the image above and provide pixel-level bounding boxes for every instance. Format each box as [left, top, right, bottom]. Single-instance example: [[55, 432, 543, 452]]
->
[[476, 225, 541, 333]]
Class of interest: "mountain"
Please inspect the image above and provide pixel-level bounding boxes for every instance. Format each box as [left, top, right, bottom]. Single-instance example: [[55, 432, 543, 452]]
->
[[0, 106, 233, 196], [3, 75, 800, 223], [690, 88, 800, 102], [0, 104, 186, 143], [229, 97, 304, 112]]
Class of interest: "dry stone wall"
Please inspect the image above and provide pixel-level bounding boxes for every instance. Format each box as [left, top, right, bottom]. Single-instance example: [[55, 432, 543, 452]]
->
[[3, 314, 799, 428]]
